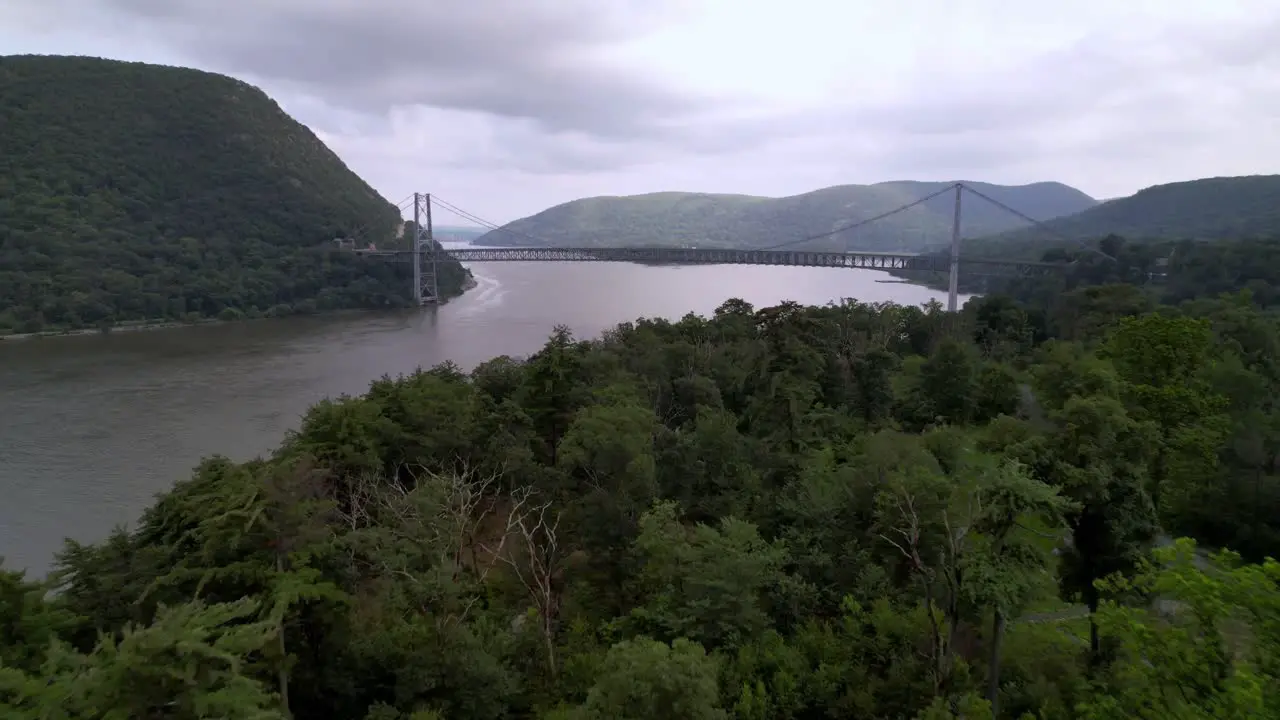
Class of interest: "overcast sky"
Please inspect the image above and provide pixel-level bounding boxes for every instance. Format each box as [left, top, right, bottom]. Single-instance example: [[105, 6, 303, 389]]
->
[[3, 0, 1278, 226]]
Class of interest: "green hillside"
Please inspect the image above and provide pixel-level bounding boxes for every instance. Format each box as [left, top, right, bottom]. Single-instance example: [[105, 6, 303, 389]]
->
[[973, 175, 1280, 253], [0, 55, 468, 334], [895, 175, 1280, 293], [473, 180, 1097, 251]]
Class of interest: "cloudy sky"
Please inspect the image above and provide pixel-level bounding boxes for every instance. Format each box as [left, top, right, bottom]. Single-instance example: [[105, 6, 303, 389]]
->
[[3, 0, 1278, 226]]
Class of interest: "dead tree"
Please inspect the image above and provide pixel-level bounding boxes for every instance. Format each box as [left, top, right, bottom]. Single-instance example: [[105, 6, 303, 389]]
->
[[334, 462, 521, 626], [485, 491, 564, 676], [878, 483, 949, 694]]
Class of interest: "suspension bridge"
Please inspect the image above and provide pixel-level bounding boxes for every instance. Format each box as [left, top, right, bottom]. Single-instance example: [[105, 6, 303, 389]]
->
[[343, 183, 1087, 312]]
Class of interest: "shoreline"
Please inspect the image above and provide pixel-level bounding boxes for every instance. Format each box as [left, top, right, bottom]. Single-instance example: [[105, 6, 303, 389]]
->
[[0, 272, 480, 343], [0, 319, 218, 342]]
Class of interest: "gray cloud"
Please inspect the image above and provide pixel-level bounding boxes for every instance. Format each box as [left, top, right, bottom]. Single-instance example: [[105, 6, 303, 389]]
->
[[47, 0, 723, 142], [756, 15, 1280, 175], [3, 0, 1278, 204]]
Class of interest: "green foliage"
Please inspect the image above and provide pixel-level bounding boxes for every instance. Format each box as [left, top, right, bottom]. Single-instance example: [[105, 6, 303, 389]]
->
[[474, 181, 1095, 252], [1103, 314, 1230, 518], [0, 568, 79, 673], [1080, 539, 1280, 719], [0, 598, 283, 718], [571, 637, 726, 719], [0, 54, 468, 334], [7, 284, 1280, 718], [629, 502, 789, 650]]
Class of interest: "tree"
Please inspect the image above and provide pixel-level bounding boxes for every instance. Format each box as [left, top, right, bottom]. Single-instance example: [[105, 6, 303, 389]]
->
[[521, 326, 589, 465], [486, 491, 565, 677], [962, 460, 1073, 715], [870, 432, 954, 691], [1079, 539, 1280, 719], [629, 501, 789, 651], [918, 339, 979, 426], [0, 599, 284, 718], [1103, 313, 1229, 516], [571, 638, 726, 720], [1040, 395, 1160, 663]]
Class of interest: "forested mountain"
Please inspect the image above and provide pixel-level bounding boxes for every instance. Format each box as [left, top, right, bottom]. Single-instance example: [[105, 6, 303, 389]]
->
[[0, 55, 468, 335], [973, 175, 1280, 251], [5, 264, 1280, 717], [890, 176, 1280, 296], [473, 180, 1097, 251]]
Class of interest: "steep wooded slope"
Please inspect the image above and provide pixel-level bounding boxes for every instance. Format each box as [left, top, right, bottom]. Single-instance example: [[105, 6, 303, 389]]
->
[[0, 55, 467, 333]]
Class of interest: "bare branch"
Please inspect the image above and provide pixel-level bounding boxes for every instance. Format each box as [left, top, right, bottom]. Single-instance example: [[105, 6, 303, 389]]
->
[[482, 491, 565, 676]]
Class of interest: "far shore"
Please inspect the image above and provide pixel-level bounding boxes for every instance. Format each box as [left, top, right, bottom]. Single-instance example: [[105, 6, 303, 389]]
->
[[0, 274, 479, 343], [0, 319, 215, 342]]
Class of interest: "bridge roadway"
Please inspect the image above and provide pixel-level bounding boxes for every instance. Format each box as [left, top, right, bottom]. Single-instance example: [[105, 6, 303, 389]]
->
[[353, 246, 1057, 274]]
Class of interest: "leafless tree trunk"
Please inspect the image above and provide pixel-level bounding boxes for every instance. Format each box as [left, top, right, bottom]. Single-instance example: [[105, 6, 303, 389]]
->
[[335, 461, 522, 626], [939, 489, 982, 680], [987, 607, 1006, 716], [879, 488, 947, 694], [485, 492, 563, 677]]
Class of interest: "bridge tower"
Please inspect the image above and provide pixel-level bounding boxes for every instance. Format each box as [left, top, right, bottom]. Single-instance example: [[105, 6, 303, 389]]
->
[[947, 183, 962, 312], [411, 192, 439, 305]]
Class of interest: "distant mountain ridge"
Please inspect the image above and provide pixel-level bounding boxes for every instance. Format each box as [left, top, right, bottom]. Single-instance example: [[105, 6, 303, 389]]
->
[[433, 225, 487, 243], [472, 180, 1099, 252]]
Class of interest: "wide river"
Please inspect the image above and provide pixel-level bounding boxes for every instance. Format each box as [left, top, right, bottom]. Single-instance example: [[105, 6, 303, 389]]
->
[[0, 245, 969, 576]]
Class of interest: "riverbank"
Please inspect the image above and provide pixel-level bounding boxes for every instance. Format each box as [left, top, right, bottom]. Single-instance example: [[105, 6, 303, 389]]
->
[[0, 319, 219, 342], [0, 273, 480, 343]]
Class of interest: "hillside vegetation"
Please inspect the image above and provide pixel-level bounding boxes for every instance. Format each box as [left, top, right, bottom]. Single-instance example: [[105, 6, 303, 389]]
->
[[892, 175, 1280, 294], [0, 55, 468, 334], [473, 180, 1097, 251], [5, 266, 1280, 717], [971, 175, 1280, 254]]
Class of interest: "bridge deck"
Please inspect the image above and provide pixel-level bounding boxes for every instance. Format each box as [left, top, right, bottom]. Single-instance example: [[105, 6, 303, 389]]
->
[[351, 246, 1056, 273]]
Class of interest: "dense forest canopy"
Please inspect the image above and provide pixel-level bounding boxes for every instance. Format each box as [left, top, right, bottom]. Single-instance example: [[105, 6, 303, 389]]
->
[[471, 181, 1096, 252], [4, 260, 1280, 717], [0, 55, 468, 334]]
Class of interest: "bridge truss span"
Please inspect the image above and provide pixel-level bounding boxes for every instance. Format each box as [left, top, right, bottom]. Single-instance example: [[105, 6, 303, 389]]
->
[[353, 184, 1080, 309], [353, 245, 1058, 277], [445, 246, 933, 270]]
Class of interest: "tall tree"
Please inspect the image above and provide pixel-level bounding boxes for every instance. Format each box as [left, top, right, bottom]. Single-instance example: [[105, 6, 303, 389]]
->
[[1103, 313, 1229, 516], [1039, 395, 1160, 664]]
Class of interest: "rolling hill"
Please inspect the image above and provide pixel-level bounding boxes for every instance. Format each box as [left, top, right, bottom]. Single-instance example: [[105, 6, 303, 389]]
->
[[472, 181, 1098, 252], [967, 175, 1280, 254], [894, 174, 1280, 294], [0, 54, 468, 334]]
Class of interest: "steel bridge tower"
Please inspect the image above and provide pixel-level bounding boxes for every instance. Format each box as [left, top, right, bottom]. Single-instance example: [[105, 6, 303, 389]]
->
[[411, 192, 439, 305], [948, 182, 962, 313]]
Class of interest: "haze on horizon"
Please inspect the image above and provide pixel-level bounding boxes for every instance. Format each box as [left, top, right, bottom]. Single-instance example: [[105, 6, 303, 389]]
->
[[2, 0, 1277, 227]]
